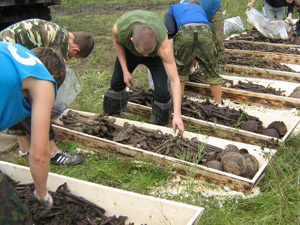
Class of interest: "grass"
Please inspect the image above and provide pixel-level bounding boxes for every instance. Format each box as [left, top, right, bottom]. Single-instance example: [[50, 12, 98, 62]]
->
[[12, 0, 300, 224]]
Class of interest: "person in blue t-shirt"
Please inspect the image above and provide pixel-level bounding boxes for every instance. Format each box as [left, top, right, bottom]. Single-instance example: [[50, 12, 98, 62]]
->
[[0, 42, 66, 209], [165, 0, 223, 104], [180, 0, 224, 64]]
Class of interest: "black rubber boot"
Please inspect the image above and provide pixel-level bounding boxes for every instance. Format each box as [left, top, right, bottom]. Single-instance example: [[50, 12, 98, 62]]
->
[[103, 88, 129, 116], [151, 99, 173, 126]]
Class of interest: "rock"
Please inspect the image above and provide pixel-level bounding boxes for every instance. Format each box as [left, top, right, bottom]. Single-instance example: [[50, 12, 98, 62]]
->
[[260, 128, 279, 138], [242, 155, 259, 179], [290, 91, 300, 98], [267, 121, 287, 137], [239, 148, 249, 154], [205, 160, 223, 171], [216, 144, 239, 161], [221, 152, 247, 176], [241, 120, 260, 132]]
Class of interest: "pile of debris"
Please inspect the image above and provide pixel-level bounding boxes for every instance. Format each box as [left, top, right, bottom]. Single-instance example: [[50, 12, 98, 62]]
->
[[7, 176, 133, 225], [224, 41, 300, 54], [129, 87, 288, 138], [228, 28, 300, 44], [190, 72, 300, 98], [224, 53, 296, 72], [60, 110, 259, 179]]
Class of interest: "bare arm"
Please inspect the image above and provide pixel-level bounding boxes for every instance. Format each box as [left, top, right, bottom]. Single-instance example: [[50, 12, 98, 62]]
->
[[23, 77, 54, 198], [247, 0, 256, 8], [112, 23, 135, 88], [157, 36, 184, 136]]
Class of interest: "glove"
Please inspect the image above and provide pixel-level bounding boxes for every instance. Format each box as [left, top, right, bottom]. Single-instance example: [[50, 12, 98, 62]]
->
[[33, 190, 53, 209]]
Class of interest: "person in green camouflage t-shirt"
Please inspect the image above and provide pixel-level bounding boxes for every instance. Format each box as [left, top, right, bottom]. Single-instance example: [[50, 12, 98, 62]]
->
[[0, 18, 94, 59], [0, 18, 94, 166], [103, 10, 184, 136]]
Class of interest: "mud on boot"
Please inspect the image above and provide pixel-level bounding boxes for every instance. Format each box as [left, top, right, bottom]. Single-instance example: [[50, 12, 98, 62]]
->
[[103, 88, 129, 116], [151, 99, 173, 126]]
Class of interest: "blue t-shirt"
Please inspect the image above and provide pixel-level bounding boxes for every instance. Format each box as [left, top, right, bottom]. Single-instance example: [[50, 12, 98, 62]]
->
[[180, 0, 221, 21], [0, 42, 57, 131], [167, 3, 212, 29]]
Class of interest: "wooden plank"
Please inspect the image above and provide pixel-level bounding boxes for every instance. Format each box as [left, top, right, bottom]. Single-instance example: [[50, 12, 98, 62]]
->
[[0, 161, 204, 225], [125, 102, 299, 148], [224, 64, 300, 83], [225, 49, 300, 64], [51, 109, 277, 193], [185, 81, 300, 109]]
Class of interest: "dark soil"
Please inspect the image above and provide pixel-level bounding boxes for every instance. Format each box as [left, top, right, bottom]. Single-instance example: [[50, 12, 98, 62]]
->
[[51, 2, 170, 16]]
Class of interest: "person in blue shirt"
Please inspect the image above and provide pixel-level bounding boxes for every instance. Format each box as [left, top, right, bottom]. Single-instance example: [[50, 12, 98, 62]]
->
[[0, 42, 66, 209], [180, 0, 224, 64], [165, 0, 223, 104]]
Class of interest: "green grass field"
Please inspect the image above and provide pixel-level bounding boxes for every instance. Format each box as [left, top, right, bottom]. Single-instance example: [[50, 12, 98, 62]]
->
[[15, 0, 300, 224]]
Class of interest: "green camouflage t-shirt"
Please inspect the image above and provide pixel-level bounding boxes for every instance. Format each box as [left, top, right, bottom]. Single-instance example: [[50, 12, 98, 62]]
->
[[117, 10, 167, 57], [0, 19, 69, 59]]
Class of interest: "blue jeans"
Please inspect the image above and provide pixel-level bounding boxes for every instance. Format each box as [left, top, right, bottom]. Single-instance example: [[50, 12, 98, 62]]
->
[[263, 0, 286, 20]]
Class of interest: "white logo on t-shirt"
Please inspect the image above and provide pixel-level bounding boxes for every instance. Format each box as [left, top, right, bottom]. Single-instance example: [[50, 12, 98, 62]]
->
[[8, 44, 42, 66]]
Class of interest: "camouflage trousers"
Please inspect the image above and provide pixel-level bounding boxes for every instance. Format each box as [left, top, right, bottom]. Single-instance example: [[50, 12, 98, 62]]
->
[[173, 24, 223, 85], [0, 171, 33, 225]]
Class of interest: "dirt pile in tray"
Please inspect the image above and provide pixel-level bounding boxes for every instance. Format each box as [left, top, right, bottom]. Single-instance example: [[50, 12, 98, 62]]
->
[[189, 71, 300, 98], [6, 177, 133, 225], [224, 53, 296, 72], [224, 41, 300, 54], [228, 28, 300, 44], [128, 87, 288, 139], [59, 110, 259, 178]]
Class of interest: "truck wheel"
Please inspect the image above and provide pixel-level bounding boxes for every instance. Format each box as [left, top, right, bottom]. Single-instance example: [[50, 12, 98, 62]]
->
[[37, 5, 52, 21]]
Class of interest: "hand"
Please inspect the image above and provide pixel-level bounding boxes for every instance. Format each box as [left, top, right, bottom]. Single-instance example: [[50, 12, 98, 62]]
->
[[172, 115, 184, 137], [247, 2, 253, 8], [123, 71, 135, 89], [285, 17, 295, 25], [34, 190, 53, 209]]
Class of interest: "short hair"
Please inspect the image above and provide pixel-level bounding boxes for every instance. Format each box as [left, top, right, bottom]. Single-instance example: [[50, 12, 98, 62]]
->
[[188, 0, 201, 6], [73, 32, 94, 58], [132, 25, 157, 52], [31, 47, 66, 87]]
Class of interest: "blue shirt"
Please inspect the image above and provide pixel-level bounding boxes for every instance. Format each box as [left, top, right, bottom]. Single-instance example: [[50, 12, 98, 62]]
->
[[0, 42, 57, 131], [165, 3, 212, 38], [180, 0, 221, 21]]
